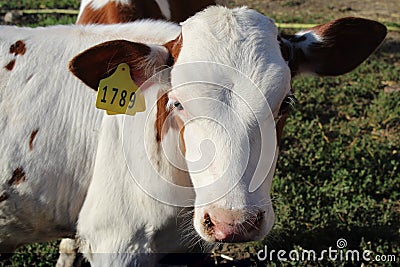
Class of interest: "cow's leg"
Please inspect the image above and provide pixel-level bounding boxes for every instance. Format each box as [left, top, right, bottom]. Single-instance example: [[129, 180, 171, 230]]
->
[[56, 238, 82, 267]]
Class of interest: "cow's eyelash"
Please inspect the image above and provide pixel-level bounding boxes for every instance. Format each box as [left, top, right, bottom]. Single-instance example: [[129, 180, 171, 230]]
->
[[166, 99, 175, 110], [167, 98, 184, 111]]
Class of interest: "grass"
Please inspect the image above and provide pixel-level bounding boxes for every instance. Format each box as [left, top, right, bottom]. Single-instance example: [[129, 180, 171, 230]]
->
[[268, 53, 399, 266], [0, 0, 78, 26], [1, 242, 60, 267], [0, 0, 399, 266], [0, 0, 79, 10]]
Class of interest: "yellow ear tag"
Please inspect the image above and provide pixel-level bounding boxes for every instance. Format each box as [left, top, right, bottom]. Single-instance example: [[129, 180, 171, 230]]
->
[[96, 63, 146, 116]]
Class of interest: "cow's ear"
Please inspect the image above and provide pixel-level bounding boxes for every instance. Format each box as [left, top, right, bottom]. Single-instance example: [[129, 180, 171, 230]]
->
[[69, 40, 172, 90], [280, 17, 387, 77]]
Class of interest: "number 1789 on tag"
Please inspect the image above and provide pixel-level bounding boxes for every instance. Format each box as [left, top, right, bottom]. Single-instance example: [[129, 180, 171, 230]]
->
[[95, 63, 146, 115]]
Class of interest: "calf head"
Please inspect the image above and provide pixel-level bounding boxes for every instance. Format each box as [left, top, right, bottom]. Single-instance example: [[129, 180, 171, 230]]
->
[[70, 6, 386, 243]]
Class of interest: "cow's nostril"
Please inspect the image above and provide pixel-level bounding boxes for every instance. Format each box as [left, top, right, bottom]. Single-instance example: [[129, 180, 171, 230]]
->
[[200, 209, 266, 242], [203, 213, 214, 229], [255, 211, 264, 227]]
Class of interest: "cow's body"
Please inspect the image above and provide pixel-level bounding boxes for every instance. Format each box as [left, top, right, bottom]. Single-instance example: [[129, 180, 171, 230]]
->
[[0, 21, 181, 255], [60, 0, 229, 264], [0, 6, 386, 267], [77, 0, 228, 24]]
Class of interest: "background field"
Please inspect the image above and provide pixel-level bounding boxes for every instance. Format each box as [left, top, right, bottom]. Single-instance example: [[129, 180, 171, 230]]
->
[[0, 0, 399, 266]]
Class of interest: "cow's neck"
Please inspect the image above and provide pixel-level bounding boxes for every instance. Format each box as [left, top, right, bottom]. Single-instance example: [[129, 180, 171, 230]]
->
[[120, 86, 190, 188]]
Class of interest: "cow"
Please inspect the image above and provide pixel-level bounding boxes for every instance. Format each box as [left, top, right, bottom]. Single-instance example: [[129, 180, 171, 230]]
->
[[0, 6, 386, 267], [59, 0, 229, 264], [76, 0, 229, 24]]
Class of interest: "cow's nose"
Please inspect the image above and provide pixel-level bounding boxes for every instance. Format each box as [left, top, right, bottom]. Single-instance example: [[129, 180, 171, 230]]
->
[[202, 208, 264, 242]]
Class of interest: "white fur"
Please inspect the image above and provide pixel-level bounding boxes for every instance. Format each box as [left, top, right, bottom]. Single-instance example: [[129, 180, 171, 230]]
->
[[171, 7, 291, 242], [0, 7, 293, 266], [0, 20, 181, 258], [56, 238, 77, 267]]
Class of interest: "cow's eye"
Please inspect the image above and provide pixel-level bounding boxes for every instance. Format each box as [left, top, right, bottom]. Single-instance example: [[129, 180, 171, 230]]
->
[[174, 101, 184, 111]]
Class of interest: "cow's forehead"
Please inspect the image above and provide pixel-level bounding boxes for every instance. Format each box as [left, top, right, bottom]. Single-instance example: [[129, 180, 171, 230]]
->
[[171, 6, 291, 114], [182, 6, 277, 37], [177, 6, 279, 63]]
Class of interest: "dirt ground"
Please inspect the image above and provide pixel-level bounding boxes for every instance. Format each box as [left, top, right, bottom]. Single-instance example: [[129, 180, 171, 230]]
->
[[230, 0, 400, 69], [231, 0, 400, 24], [231, 0, 400, 41]]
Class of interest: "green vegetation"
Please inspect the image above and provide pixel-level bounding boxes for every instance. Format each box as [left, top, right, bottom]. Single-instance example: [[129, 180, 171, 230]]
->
[[267, 51, 399, 266], [0, 0, 398, 266], [1, 242, 59, 267], [0, 0, 78, 26], [0, 0, 79, 10]]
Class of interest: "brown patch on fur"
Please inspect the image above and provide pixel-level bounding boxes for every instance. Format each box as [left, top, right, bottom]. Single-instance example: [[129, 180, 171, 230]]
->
[[295, 17, 386, 76], [155, 91, 171, 142], [10, 40, 26, 56], [77, 0, 218, 25], [154, 90, 186, 146], [0, 194, 9, 202], [77, 1, 164, 24], [164, 34, 183, 65], [4, 59, 16, 71], [8, 167, 26, 186], [29, 129, 39, 151], [69, 40, 151, 91]]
